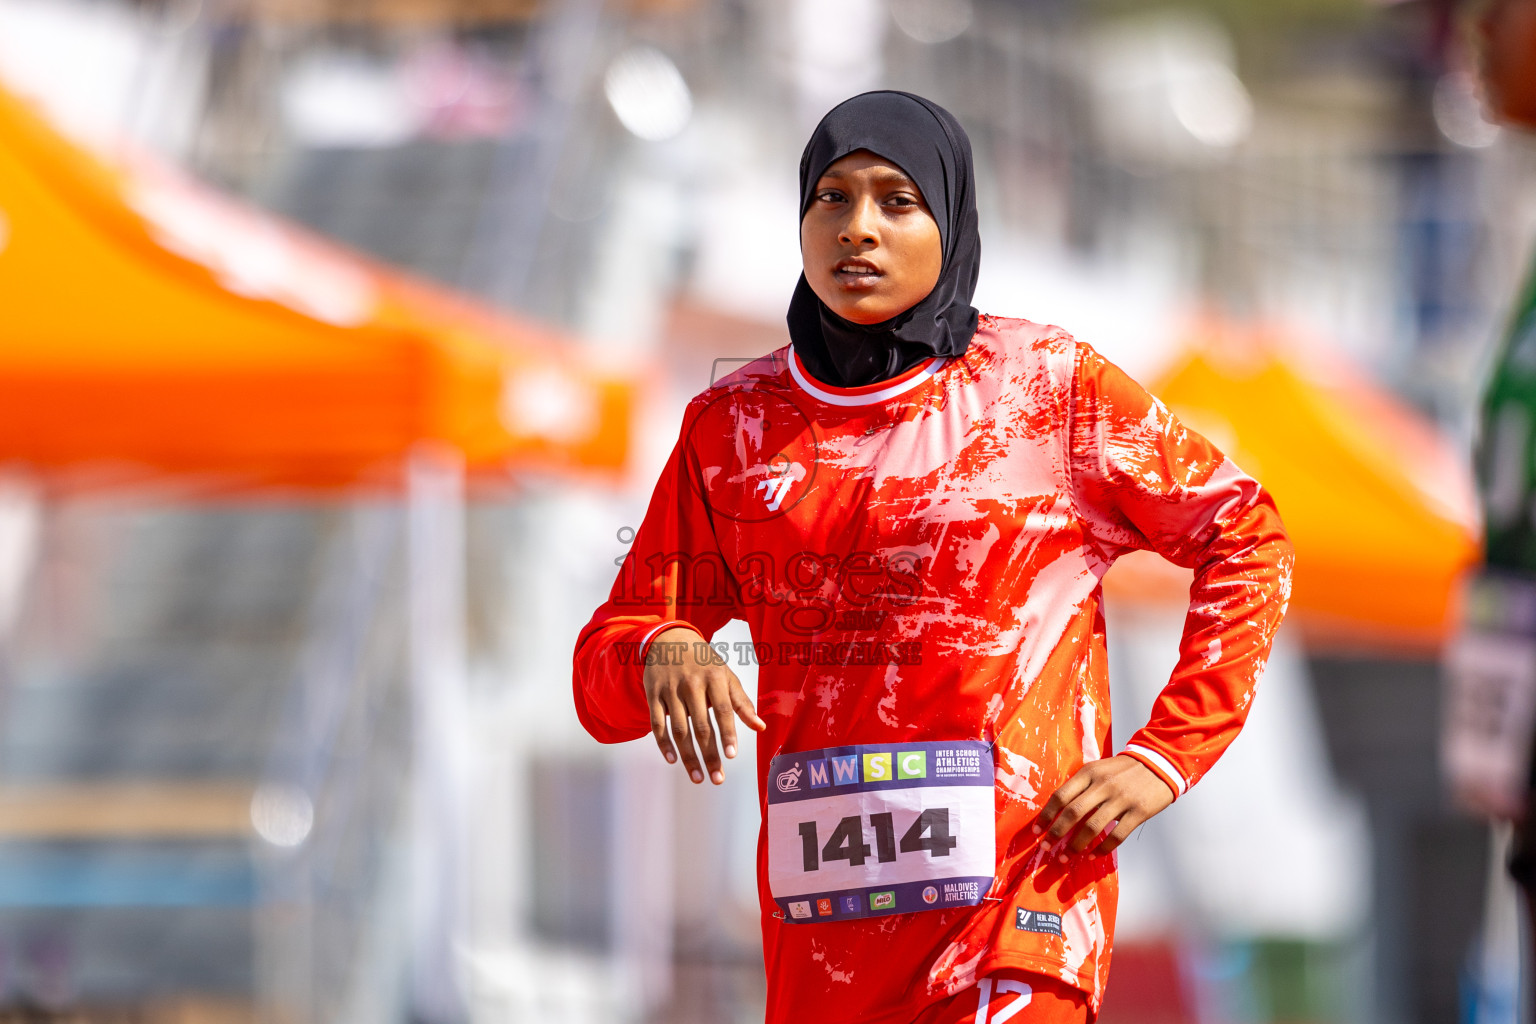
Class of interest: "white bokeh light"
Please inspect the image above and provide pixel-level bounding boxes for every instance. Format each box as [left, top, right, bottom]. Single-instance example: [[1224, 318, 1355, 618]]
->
[[499, 367, 598, 444], [1169, 64, 1253, 148], [1434, 72, 1499, 149], [793, 0, 885, 116], [604, 45, 693, 142], [1088, 13, 1255, 164], [889, 0, 973, 44], [280, 52, 419, 149], [250, 783, 315, 848]]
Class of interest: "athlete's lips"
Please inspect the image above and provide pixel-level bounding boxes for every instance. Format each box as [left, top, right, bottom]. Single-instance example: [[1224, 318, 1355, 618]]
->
[[832, 257, 883, 290]]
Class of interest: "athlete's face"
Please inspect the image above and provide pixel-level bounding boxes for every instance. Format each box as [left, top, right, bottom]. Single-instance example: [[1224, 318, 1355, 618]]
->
[[800, 150, 943, 326]]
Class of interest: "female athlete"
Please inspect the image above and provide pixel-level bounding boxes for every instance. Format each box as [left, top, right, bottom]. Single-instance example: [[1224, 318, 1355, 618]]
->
[[573, 91, 1293, 1024]]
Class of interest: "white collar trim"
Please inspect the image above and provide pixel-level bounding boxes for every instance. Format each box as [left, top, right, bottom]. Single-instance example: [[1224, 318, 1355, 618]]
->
[[789, 352, 948, 407]]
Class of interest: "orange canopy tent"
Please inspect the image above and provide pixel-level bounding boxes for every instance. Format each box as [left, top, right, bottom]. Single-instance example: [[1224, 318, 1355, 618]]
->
[[0, 84, 631, 493], [1106, 323, 1480, 652], [0, 85, 640, 1009]]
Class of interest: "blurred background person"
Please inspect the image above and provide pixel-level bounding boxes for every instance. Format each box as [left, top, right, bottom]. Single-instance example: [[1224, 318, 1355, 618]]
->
[[1444, 0, 1536, 1018]]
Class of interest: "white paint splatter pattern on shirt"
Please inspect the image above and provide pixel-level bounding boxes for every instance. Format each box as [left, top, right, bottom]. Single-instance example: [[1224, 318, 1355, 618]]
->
[[572, 317, 1296, 1023]]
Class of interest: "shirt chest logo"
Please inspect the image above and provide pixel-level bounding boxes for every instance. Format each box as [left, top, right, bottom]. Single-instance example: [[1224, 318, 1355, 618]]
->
[[756, 457, 808, 512], [688, 386, 819, 523]]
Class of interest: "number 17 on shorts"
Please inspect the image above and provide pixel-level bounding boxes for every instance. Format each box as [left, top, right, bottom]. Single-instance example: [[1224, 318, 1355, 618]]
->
[[766, 741, 996, 923]]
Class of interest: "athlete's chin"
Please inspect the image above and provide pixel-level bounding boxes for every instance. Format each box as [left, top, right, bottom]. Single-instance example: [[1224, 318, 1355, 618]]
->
[[807, 275, 920, 324], [825, 296, 911, 325]]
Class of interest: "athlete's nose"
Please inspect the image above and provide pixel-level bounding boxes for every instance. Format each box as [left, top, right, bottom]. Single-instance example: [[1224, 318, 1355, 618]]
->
[[839, 195, 880, 248]]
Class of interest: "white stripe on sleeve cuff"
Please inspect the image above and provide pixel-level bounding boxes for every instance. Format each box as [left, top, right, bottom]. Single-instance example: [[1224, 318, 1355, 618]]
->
[[638, 620, 694, 660], [1123, 743, 1188, 796]]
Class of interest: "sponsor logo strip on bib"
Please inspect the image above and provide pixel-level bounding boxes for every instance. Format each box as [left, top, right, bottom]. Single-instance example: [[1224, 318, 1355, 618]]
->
[[767, 741, 995, 923]]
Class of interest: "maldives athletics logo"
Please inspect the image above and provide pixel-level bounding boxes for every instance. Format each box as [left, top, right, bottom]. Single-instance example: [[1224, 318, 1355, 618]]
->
[[686, 384, 819, 523]]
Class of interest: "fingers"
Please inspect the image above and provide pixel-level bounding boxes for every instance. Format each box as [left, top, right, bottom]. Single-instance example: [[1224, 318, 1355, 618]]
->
[[730, 678, 768, 735], [708, 676, 739, 762], [1067, 797, 1128, 853], [1036, 755, 1177, 861], [665, 690, 705, 784], [1042, 789, 1104, 858], [1037, 770, 1094, 838], [694, 672, 763, 782], [685, 683, 724, 785], [649, 696, 677, 765], [656, 672, 747, 786], [646, 640, 765, 786], [1095, 812, 1146, 856]]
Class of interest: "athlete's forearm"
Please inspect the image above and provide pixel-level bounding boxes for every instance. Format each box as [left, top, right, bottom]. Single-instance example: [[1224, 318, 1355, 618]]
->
[[573, 402, 740, 743], [1124, 487, 1294, 795], [1066, 340, 1294, 794]]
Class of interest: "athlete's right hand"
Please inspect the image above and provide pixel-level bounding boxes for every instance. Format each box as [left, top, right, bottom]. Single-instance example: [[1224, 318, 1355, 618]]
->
[[643, 626, 766, 785]]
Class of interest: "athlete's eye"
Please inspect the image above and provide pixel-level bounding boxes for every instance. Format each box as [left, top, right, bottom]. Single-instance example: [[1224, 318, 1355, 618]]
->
[[815, 189, 846, 204]]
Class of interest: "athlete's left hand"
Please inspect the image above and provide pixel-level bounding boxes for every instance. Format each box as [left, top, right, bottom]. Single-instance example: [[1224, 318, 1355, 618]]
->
[[1036, 755, 1175, 858]]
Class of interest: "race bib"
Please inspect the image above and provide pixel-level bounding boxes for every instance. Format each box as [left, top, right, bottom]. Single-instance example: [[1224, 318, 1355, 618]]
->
[[1444, 627, 1536, 816], [766, 741, 996, 924], [1443, 572, 1536, 818]]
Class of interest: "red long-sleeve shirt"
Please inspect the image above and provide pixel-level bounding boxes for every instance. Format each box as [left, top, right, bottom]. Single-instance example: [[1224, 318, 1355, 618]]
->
[[573, 316, 1293, 1022]]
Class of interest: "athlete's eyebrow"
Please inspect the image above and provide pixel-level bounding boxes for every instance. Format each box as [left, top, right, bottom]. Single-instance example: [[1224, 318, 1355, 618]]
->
[[817, 168, 919, 188]]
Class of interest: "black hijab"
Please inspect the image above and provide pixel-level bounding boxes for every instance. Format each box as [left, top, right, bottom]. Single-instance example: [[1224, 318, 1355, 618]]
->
[[788, 91, 981, 389]]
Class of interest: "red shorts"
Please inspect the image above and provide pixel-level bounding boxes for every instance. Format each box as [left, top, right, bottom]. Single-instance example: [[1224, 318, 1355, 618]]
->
[[911, 970, 1089, 1024]]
